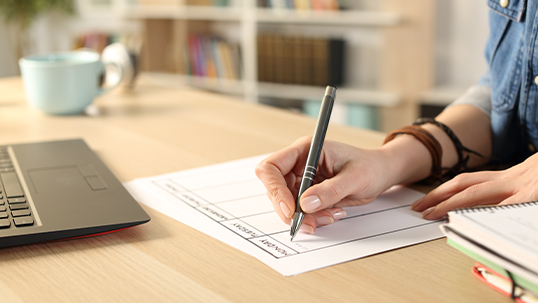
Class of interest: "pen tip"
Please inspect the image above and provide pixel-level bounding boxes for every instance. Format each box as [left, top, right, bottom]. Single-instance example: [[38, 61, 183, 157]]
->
[[289, 212, 304, 242]]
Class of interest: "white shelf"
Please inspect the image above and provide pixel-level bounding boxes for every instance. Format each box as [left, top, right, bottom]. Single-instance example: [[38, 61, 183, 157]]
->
[[258, 83, 400, 107], [123, 5, 401, 26], [141, 73, 400, 107], [142, 72, 244, 95], [256, 9, 402, 26], [420, 86, 467, 106], [123, 5, 242, 21]]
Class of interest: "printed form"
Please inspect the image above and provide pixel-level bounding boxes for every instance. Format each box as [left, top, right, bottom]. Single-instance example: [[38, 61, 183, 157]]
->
[[125, 155, 443, 276]]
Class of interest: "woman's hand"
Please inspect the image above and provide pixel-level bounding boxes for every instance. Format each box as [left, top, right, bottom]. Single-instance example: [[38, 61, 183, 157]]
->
[[412, 152, 538, 220], [255, 136, 403, 234]]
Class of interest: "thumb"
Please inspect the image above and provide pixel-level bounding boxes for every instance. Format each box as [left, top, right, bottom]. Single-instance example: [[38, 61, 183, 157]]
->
[[299, 172, 359, 213]]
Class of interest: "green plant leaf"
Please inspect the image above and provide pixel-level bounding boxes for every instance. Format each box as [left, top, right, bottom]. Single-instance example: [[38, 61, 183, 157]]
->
[[0, 0, 74, 29]]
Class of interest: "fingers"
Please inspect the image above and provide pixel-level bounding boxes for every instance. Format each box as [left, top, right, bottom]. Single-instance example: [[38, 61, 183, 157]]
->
[[299, 164, 368, 213], [256, 160, 296, 222], [412, 171, 511, 220], [298, 207, 347, 234], [257, 138, 364, 233], [499, 195, 525, 205], [411, 172, 495, 212], [255, 137, 311, 222]]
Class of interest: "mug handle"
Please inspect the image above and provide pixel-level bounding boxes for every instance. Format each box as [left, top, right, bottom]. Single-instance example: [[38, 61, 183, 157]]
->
[[97, 62, 124, 95]]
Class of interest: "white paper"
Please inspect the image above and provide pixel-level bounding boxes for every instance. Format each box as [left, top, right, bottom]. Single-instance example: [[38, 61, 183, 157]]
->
[[125, 155, 443, 276]]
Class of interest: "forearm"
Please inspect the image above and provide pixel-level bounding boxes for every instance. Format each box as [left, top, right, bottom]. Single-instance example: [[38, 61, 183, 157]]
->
[[432, 104, 492, 168], [378, 104, 492, 186]]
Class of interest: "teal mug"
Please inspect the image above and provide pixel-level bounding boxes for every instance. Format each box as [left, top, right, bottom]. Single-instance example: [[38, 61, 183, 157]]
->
[[19, 51, 123, 115]]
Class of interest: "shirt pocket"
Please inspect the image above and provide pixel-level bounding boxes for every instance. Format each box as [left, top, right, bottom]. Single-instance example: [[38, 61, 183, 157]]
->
[[487, 0, 526, 22], [486, 1, 526, 114]]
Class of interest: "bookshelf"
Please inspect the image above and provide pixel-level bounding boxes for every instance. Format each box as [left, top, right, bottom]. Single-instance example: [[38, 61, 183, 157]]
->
[[121, 0, 435, 132]]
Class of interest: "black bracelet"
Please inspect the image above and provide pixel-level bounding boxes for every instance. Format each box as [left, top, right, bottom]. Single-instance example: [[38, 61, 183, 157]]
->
[[412, 117, 487, 178]]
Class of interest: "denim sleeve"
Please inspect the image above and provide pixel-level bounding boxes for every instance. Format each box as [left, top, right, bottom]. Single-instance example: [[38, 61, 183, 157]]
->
[[445, 72, 492, 117]]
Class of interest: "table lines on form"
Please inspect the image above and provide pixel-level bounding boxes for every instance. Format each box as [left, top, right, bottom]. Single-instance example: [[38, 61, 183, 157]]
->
[[125, 155, 444, 276], [151, 174, 440, 259]]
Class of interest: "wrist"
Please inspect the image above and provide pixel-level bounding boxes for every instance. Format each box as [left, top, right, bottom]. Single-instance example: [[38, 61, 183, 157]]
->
[[378, 134, 433, 185]]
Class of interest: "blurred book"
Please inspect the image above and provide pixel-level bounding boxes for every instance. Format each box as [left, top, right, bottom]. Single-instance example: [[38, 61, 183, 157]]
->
[[73, 32, 142, 55], [186, 0, 232, 6], [185, 34, 242, 80], [258, 0, 342, 10], [257, 33, 345, 86], [73, 33, 110, 54]]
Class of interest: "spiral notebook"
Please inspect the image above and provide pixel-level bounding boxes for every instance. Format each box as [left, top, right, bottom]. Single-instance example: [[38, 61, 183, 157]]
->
[[440, 202, 538, 297]]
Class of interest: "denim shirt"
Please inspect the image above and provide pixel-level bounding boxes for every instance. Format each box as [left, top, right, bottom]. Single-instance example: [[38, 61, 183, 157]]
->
[[451, 0, 538, 163]]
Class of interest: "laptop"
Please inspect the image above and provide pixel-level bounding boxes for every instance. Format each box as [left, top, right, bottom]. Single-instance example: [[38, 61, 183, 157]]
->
[[0, 139, 150, 248]]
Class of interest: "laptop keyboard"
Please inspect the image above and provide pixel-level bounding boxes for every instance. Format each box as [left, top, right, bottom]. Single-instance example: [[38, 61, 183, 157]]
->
[[0, 146, 35, 229]]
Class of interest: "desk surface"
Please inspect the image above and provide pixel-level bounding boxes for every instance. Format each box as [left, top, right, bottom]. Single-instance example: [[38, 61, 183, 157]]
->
[[0, 76, 509, 303]]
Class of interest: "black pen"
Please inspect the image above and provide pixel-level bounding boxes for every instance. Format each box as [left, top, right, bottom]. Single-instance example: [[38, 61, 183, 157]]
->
[[290, 85, 336, 241]]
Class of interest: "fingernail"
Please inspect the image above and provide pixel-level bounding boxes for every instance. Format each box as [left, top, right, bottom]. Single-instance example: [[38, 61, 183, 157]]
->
[[301, 195, 321, 212], [332, 210, 347, 221], [280, 202, 291, 218], [422, 206, 435, 218], [411, 197, 423, 209], [315, 216, 334, 226], [299, 224, 314, 234]]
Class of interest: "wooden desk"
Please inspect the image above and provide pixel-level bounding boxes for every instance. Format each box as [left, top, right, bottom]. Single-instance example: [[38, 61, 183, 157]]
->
[[0, 76, 509, 303]]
